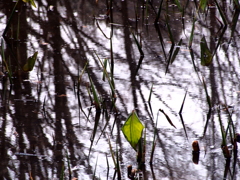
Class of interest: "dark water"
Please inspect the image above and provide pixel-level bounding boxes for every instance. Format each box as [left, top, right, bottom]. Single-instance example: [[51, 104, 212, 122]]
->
[[0, 0, 240, 179]]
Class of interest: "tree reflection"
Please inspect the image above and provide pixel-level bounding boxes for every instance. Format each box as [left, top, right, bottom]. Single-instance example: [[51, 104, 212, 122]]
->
[[0, 0, 240, 179]]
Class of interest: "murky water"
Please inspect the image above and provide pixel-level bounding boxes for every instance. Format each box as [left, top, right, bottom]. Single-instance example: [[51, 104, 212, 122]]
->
[[0, 0, 240, 179]]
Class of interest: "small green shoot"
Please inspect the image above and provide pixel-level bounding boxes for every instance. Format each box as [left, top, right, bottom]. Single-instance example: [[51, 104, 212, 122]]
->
[[131, 31, 144, 76], [96, 109, 110, 144], [165, 44, 174, 74], [202, 77, 211, 109], [150, 114, 158, 165], [95, 20, 111, 40], [3, 0, 19, 37], [224, 106, 235, 146], [165, 15, 175, 74], [217, 107, 231, 158], [229, 10, 239, 43], [88, 76, 101, 110], [121, 110, 144, 151], [159, 109, 176, 129], [200, 36, 213, 66], [199, 0, 208, 11], [154, 24, 167, 59], [144, 0, 149, 25], [77, 62, 90, 122], [179, 91, 188, 139], [181, 5, 186, 32], [179, 90, 187, 114], [201, 77, 212, 137], [95, 52, 115, 95], [1, 39, 13, 83], [17, 13, 20, 40], [60, 161, 65, 180], [189, 18, 196, 48], [202, 109, 212, 138], [137, 128, 146, 166], [115, 145, 121, 180], [107, 134, 116, 167], [212, 26, 227, 59], [189, 48, 197, 72], [93, 156, 98, 180], [89, 111, 101, 156], [214, 0, 227, 26], [154, 0, 163, 24], [65, 152, 72, 180], [23, 51, 38, 72], [107, 135, 121, 179], [106, 153, 110, 180], [233, 0, 240, 9], [22, 0, 37, 8], [170, 38, 182, 64], [148, 83, 154, 117], [102, 59, 108, 81], [95, 52, 117, 111], [174, 0, 183, 12], [165, 16, 175, 44], [148, 83, 153, 103]]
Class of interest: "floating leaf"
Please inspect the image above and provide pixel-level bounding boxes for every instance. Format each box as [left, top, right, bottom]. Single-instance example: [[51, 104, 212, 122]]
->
[[121, 110, 144, 151], [22, 0, 37, 8], [23, 51, 38, 72], [200, 36, 213, 66]]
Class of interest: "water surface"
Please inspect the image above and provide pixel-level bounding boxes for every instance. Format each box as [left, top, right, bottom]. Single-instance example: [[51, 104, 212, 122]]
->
[[0, 0, 240, 179]]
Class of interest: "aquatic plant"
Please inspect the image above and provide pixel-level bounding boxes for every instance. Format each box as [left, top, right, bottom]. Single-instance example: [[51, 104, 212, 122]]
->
[[121, 110, 144, 151], [23, 51, 38, 72]]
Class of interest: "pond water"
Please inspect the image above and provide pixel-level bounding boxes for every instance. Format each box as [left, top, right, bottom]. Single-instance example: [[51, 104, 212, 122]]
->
[[0, 0, 240, 180]]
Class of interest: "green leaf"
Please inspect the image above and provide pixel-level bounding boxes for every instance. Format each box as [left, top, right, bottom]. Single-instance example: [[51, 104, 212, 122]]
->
[[121, 110, 144, 151], [174, 0, 183, 12], [200, 36, 213, 66], [199, 0, 208, 11], [23, 51, 38, 72], [22, 0, 37, 8]]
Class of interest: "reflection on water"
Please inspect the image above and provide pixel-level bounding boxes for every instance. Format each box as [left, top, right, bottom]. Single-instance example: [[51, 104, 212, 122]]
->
[[0, 0, 240, 179]]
